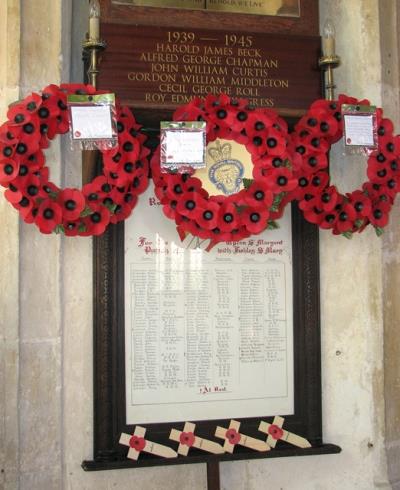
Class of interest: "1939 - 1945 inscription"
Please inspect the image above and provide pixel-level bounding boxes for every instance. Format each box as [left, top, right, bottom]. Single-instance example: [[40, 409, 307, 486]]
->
[[98, 24, 320, 112]]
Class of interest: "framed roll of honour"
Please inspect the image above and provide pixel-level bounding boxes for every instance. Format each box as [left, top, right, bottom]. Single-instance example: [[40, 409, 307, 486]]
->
[[83, 0, 341, 472]]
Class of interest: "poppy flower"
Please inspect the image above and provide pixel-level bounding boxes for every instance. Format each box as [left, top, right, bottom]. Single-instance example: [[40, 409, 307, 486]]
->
[[129, 435, 146, 452], [110, 198, 137, 224], [241, 206, 270, 234], [82, 176, 114, 204], [268, 425, 284, 440], [0, 159, 19, 184], [347, 190, 372, 220], [60, 83, 97, 95], [81, 204, 111, 236], [6, 95, 40, 134], [377, 118, 394, 138], [297, 106, 339, 142], [60, 220, 80, 237], [175, 191, 207, 219], [20, 174, 47, 202], [179, 432, 195, 447], [264, 167, 297, 193], [303, 205, 326, 225], [0, 123, 21, 145], [318, 208, 341, 229], [173, 97, 204, 121], [217, 201, 240, 232], [194, 199, 220, 230], [58, 188, 86, 220], [225, 428, 241, 445], [333, 201, 357, 233], [256, 153, 291, 173], [368, 200, 391, 227], [34, 199, 63, 234], [240, 180, 273, 208]]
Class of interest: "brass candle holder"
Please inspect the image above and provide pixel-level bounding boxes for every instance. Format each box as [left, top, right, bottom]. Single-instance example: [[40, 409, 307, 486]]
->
[[319, 19, 341, 101], [82, 37, 106, 89], [81, 0, 106, 184]]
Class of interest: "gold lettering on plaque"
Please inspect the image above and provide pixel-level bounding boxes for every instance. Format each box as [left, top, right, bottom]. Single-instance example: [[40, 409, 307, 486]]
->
[[112, 0, 300, 17]]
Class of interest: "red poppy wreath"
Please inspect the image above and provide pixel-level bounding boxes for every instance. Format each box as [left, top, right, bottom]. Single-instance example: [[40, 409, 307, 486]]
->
[[0, 83, 149, 236], [151, 94, 298, 248], [288, 94, 400, 236]]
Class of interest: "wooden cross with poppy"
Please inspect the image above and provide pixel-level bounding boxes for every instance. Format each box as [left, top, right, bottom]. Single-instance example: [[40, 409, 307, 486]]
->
[[119, 426, 178, 460], [258, 416, 312, 449], [215, 419, 270, 453], [169, 422, 225, 455]]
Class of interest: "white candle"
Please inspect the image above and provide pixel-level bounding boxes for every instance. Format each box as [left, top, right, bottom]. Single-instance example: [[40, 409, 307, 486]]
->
[[89, 0, 101, 41], [322, 19, 336, 57]]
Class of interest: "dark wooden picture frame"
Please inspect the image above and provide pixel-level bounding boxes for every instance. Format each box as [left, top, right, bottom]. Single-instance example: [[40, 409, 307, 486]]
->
[[82, 202, 341, 471], [100, 0, 319, 36], [83, 0, 340, 473]]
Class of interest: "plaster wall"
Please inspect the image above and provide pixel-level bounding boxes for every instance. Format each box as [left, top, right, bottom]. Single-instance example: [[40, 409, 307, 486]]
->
[[0, 0, 397, 489]]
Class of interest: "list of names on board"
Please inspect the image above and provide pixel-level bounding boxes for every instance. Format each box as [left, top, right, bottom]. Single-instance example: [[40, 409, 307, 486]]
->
[[124, 188, 294, 424]]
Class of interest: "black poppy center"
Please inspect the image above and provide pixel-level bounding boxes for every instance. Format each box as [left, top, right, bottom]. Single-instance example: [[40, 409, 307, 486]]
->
[[237, 111, 247, 122], [185, 200, 196, 210], [19, 165, 28, 176], [299, 177, 308, 187], [250, 213, 260, 223], [123, 141, 134, 152], [267, 137, 277, 148], [217, 109, 227, 119], [102, 184, 111, 193], [91, 212, 101, 223], [174, 184, 183, 194], [255, 121, 265, 131], [373, 209, 383, 219], [43, 208, 54, 219], [307, 117, 317, 127], [203, 210, 213, 220], [223, 213, 234, 223], [27, 185, 38, 196], [14, 114, 25, 124], [322, 193, 331, 203], [254, 190, 264, 200], [296, 145, 305, 155], [253, 136, 262, 147], [65, 200, 76, 211], [4, 164, 14, 175], [377, 153, 386, 163], [16, 143, 27, 155], [23, 123, 35, 134], [88, 193, 98, 201], [355, 202, 363, 212], [3, 147, 12, 157], [38, 107, 50, 119], [124, 162, 133, 173], [277, 176, 288, 186]]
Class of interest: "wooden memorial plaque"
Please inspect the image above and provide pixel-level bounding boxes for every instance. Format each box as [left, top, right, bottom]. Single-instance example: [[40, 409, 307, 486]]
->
[[83, 0, 341, 476], [98, 24, 321, 115]]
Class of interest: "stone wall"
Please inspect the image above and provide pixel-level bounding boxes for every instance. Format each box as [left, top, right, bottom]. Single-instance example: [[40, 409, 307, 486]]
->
[[0, 0, 398, 488]]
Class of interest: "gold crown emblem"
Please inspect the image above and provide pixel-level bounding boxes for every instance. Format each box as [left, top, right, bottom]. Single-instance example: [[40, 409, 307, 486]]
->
[[207, 140, 232, 163]]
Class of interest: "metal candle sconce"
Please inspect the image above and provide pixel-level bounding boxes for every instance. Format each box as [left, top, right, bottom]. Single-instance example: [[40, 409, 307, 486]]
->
[[319, 19, 341, 101], [82, 0, 106, 90], [81, 0, 106, 184]]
